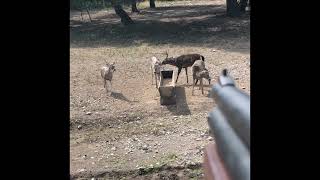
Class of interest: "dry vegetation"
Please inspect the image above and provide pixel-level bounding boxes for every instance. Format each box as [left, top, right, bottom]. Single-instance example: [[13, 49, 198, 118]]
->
[[70, 0, 250, 179]]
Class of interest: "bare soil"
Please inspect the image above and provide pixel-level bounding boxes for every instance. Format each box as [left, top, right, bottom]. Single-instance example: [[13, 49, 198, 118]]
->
[[70, 0, 250, 179]]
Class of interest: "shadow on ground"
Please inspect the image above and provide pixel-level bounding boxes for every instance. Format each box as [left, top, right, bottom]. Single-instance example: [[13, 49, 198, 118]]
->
[[70, 4, 250, 52], [165, 87, 191, 115], [111, 91, 139, 103]]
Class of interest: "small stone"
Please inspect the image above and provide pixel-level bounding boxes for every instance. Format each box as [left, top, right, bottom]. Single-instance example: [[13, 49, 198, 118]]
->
[[111, 147, 116, 151], [78, 169, 86, 172], [196, 138, 202, 141], [137, 117, 141, 120], [86, 112, 92, 115], [242, 87, 246, 89], [173, 116, 178, 118], [186, 161, 196, 166], [110, 153, 114, 156], [142, 145, 148, 150], [208, 137, 214, 141], [77, 125, 82, 130], [90, 157, 94, 159], [153, 155, 156, 158]]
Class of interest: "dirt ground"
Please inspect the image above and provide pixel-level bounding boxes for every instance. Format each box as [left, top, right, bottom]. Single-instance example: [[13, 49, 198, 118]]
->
[[70, 0, 250, 179]]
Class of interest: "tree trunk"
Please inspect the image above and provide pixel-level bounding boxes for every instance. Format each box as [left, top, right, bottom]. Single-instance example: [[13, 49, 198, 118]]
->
[[226, 0, 241, 17], [150, 0, 156, 8], [131, 0, 140, 13], [239, 0, 249, 12], [114, 4, 134, 25], [86, 8, 92, 22]]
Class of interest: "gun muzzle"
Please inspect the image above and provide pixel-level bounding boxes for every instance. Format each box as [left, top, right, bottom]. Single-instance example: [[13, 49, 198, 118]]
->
[[206, 69, 250, 180]]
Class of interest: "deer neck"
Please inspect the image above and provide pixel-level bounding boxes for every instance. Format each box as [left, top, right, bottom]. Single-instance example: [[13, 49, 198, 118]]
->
[[163, 58, 177, 66]]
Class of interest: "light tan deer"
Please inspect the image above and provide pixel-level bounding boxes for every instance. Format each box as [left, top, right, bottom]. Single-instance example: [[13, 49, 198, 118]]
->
[[192, 60, 211, 95], [101, 61, 116, 95]]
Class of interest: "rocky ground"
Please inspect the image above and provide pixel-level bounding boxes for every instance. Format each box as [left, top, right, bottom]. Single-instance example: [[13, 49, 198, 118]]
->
[[70, 0, 250, 179]]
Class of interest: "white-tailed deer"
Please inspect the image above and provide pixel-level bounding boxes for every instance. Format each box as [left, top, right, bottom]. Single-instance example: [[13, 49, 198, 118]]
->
[[150, 56, 162, 88], [101, 61, 116, 95], [192, 60, 211, 95], [161, 51, 205, 84]]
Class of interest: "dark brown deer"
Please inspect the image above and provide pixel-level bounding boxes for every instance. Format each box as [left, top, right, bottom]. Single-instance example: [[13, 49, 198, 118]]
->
[[161, 52, 205, 84]]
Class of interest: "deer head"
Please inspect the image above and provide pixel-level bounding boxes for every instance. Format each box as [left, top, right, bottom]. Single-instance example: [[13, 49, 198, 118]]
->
[[110, 62, 116, 72], [105, 61, 116, 72], [161, 51, 175, 65], [200, 69, 211, 85]]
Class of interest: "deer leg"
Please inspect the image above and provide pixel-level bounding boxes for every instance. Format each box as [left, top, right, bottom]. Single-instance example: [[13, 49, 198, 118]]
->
[[195, 79, 198, 85], [80, 11, 84, 21], [176, 68, 182, 83], [185, 67, 188, 84], [108, 81, 112, 95], [151, 66, 154, 85], [86, 8, 92, 22], [155, 72, 158, 88], [103, 79, 106, 88], [105, 81, 109, 94], [201, 78, 204, 94], [192, 78, 195, 95], [106, 80, 112, 96]]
